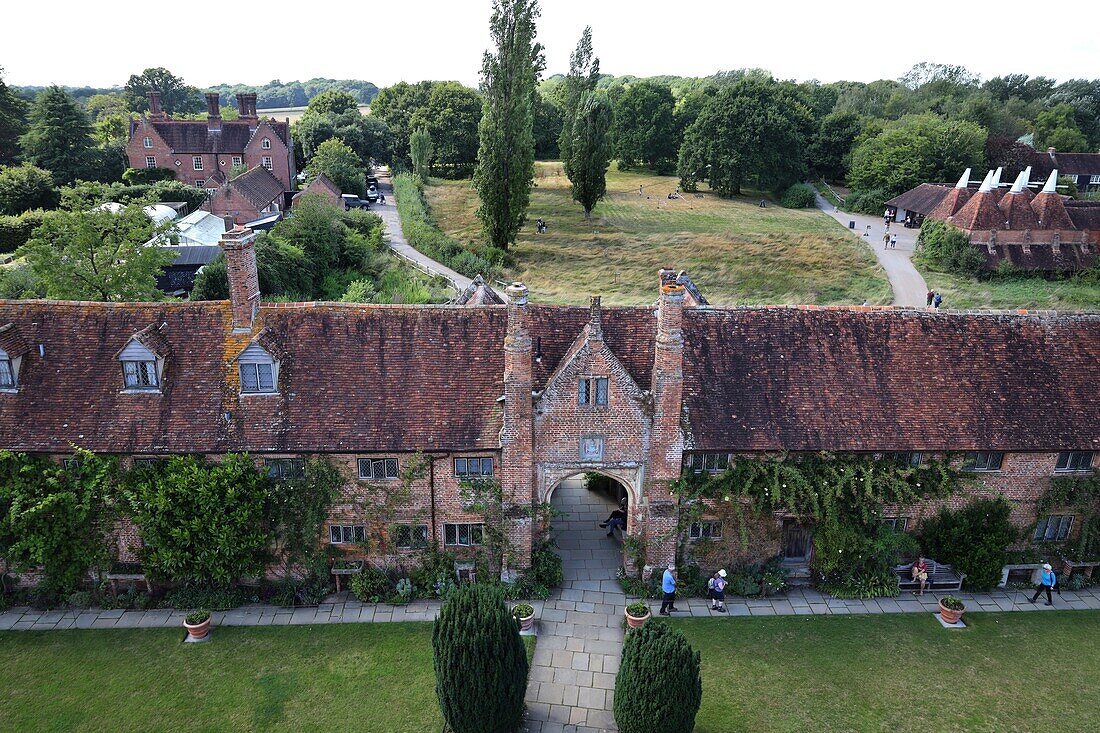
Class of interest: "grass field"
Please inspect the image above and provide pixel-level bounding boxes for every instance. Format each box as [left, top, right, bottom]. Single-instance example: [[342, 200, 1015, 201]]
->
[[673, 611, 1100, 733], [0, 623, 442, 732], [426, 163, 892, 306], [257, 105, 370, 124], [917, 265, 1100, 310]]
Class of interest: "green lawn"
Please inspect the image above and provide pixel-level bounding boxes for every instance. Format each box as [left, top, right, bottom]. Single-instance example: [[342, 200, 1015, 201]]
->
[[0, 623, 442, 733], [672, 611, 1100, 733], [426, 163, 891, 306], [916, 265, 1100, 311]]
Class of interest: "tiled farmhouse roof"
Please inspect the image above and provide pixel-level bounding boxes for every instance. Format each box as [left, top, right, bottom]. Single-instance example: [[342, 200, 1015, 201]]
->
[[1066, 202, 1100, 230], [982, 244, 1096, 272], [452, 275, 505, 305], [885, 184, 951, 216], [150, 119, 289, 154], [682, 307, 1100, 452], [291, 173, 343, 206], [1, 301, 1097, 455], [228, 167, 284, 210], [1026, 150, 1100, 177]]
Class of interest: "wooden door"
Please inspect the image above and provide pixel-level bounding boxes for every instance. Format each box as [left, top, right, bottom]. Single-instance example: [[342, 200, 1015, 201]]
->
[[781, 522, 813, 562]]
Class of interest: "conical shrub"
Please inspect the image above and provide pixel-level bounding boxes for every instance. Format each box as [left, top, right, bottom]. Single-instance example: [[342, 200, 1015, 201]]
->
[[613, 621, 702, 733], [432, 583, 529, 733]]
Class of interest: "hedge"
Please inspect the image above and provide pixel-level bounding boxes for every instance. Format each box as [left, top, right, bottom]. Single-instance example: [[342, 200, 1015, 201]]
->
[[0, 210, 55, 254]]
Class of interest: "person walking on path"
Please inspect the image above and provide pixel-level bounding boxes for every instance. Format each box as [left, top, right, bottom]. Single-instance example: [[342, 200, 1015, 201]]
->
[[890, 233, 898, 249], [708, 569, 728, 612], [933, 292, 943, 309], [1030, 563, 1058, 606], [883, 232, 891, 249], [926, 289, 935, 306], [660, 563, 678, 616]]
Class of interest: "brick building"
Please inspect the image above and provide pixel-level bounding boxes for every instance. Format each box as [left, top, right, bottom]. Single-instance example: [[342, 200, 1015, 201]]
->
[[0, 228, 1096, 579], [127, 91, 296, 197], [887, 166, 1099, 272]]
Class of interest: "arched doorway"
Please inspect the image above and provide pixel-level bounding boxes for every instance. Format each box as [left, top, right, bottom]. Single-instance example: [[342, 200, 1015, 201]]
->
[[547, 472, 632, 584]]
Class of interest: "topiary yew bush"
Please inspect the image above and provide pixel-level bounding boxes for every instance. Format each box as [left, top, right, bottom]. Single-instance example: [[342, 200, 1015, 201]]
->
[[432, 583, 528, 733], [614, 621, 702, 733]]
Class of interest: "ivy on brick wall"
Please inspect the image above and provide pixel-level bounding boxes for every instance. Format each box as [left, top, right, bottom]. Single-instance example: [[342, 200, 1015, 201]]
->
[[1037, 471, 1100, 562], [0, 448, 120, 595], [672, 452, 967, 598]]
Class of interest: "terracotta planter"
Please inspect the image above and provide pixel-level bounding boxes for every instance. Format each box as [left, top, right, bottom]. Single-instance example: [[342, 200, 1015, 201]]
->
[[624, 607, 651, 629], [938, 600, 965, 624], [184, 618, 211, 640], [516, 611, 536, 632]]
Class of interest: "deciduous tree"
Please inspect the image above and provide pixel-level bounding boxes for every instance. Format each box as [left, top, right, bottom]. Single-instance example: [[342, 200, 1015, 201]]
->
[[807, 110, 862, 180], [410, 127, 433, 180], [371, 81, 434, 165], [0, 163, 58, 215], [474, 0, 542, 250], [409, 83, 483, 178], [305, 138, 366, 197], [611, 81, 678, 173], [568, 91, 612, 218], [17, 204, 175, 301], [1033, 103, 1089, 152], [123, 67, 202, 115]]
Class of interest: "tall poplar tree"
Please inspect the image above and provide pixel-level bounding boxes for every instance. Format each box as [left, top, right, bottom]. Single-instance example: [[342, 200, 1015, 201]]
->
[[558, 27, 600, 181], [568, 91, 612, 218], [474, 0, 543, 251]]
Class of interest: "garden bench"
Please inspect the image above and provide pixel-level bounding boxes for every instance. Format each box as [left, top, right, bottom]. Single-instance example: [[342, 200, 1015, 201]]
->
[[105, 572, 152, 595], [893, 559, 965, 592]]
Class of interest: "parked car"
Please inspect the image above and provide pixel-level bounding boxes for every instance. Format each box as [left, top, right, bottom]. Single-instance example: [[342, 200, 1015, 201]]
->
[[341, 194, 369, 210], [365, 184, 380, 204], [367, 176, 380, 189]]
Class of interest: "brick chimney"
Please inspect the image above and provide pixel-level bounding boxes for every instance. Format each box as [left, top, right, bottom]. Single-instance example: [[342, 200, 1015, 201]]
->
[[502, 282, 534, 568], [205, 93, 221, 132], [219, 226, 260, 331], [236, 92, 258, 127], [1048, 146, 1057, 162], [147, 91, 165, 120], [645, 279, 686, 568], [586, 295, 603, 341]]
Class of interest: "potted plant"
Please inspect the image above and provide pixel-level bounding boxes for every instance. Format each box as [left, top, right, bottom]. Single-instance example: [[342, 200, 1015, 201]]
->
[[512, 603, 536, 632], [184, 609, 211, 641], [938, 596, 966, 624], [625, 601, 651, 629]]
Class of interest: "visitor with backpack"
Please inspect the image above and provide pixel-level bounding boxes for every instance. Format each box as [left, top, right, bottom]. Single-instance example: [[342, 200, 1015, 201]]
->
[[926, 289, 935, 306], [708, 569, 728, 613], [1030, 563, 1058, 606], [933, 292, 943, 309], [660, 563, 678, 616]]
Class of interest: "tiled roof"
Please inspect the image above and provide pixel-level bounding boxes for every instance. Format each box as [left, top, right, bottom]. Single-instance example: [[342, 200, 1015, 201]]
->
[[150, 119, 289, 154], [1026, 151, 1100, 177], [0, 323, 29, 357], [229, 167, 284, 209], [682, 307, 1100, 452], [983, 244, 1097, 272], [1066, 202, 1100, 230], [1, 301, 1096, 455], [950, 191, 1006, 231], [886, 184, 951, 215], [452, 275, 505, 305], [999, 190, 1040, 230]]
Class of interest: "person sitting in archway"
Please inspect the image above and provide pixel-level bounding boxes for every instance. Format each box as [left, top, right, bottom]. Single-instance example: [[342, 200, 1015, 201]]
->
[[598, 499, 628, 537]]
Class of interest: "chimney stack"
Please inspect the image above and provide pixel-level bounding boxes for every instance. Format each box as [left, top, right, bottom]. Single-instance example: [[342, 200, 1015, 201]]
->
[[501, 281, 535, 565], [206, 93, 221, 132], [586, 295, 603, 341], [220, 226, 260, 331], [147, 91, 165, 119], [236, 92, 258, 119]]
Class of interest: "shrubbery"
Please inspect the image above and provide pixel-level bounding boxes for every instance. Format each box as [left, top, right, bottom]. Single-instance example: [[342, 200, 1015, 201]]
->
[[121, 167, 177, 185], [780, 182, 817, 208], [915, 219, 986, 276], [844, 187, 889, 215], [918, 497, 1018, 590], [614, 622, 702, 733], [392, 172, 503, 280], [58, 179, 208, 214], [0, 210, 58, 254], [433, 584, 528, 733]]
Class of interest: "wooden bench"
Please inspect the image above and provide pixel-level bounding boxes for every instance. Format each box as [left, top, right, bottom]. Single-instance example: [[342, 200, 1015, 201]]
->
[[894, 560, 965, 592]]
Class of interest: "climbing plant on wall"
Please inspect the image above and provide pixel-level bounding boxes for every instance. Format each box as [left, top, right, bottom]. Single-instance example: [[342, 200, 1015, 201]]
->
[[1036, 471, 1100, 562], [672, 452, 967, 597]]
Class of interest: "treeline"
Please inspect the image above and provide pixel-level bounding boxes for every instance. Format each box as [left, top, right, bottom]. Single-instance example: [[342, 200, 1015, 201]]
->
[[206, 78, 379, 109]]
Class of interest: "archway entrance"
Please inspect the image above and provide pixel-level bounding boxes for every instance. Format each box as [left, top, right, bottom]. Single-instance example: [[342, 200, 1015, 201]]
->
[[549, 473, 629, 585]]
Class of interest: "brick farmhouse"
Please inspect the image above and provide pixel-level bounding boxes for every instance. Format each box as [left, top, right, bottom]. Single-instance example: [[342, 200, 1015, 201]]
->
[[127, 92, 296, 224], [0, 227, 1096, 580]]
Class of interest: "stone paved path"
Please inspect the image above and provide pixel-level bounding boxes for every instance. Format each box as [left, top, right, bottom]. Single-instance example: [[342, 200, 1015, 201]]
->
[[815, 192, 929, 307], [523, 478, 625, 733]]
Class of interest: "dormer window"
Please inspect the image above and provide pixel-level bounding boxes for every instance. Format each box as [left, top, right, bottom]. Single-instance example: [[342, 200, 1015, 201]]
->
[[238, 343, 277, 394], [261, 137, 271, 149], [0, 351, 15, 389], [116, 338, 163, 393]]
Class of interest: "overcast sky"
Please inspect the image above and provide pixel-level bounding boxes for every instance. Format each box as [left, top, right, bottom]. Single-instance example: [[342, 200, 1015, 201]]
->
[[5, 0, 1098, 90]]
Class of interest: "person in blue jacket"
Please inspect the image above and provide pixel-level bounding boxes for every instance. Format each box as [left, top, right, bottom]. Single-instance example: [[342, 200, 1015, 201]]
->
[[1030, 563, 1057, 605], [659, 562, 678, 616]]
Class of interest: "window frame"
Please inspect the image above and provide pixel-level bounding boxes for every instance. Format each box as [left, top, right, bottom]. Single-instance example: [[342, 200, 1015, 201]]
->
[[454, 456, 494, 477], [265, 457, 305, 481], [578, 376, 609, 407], [688, 452, 731, 474], [329, 524, 366, 545], [192, 155, 203, 171], [881, 452, 922, 467], [394, 524, 429, 550], [261, 156, 273, 170], [143, 137, 153, 149], [881, 517, 909, 531], [145, 155, 156, 168], [1055, 451, 1093, 472], [0, 357, 15, 389], [358, 457, 399, 481], [232, 155, 243, 167], [443, 522, 484, 547], [239, 360, 276, 394], [261, 137, 272, 150], [1034, 514, 1074, 542], [689, 521, 722, 540], [121, 359, 159, 390], [1090, 175, 1100, 186], [962, 451, 1004, 472]]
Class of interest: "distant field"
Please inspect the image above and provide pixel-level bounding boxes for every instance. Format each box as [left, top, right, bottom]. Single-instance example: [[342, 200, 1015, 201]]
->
[[425, 163, 891, 306], [258, 105, 370, 123], [916, 264, 1100, 310]]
